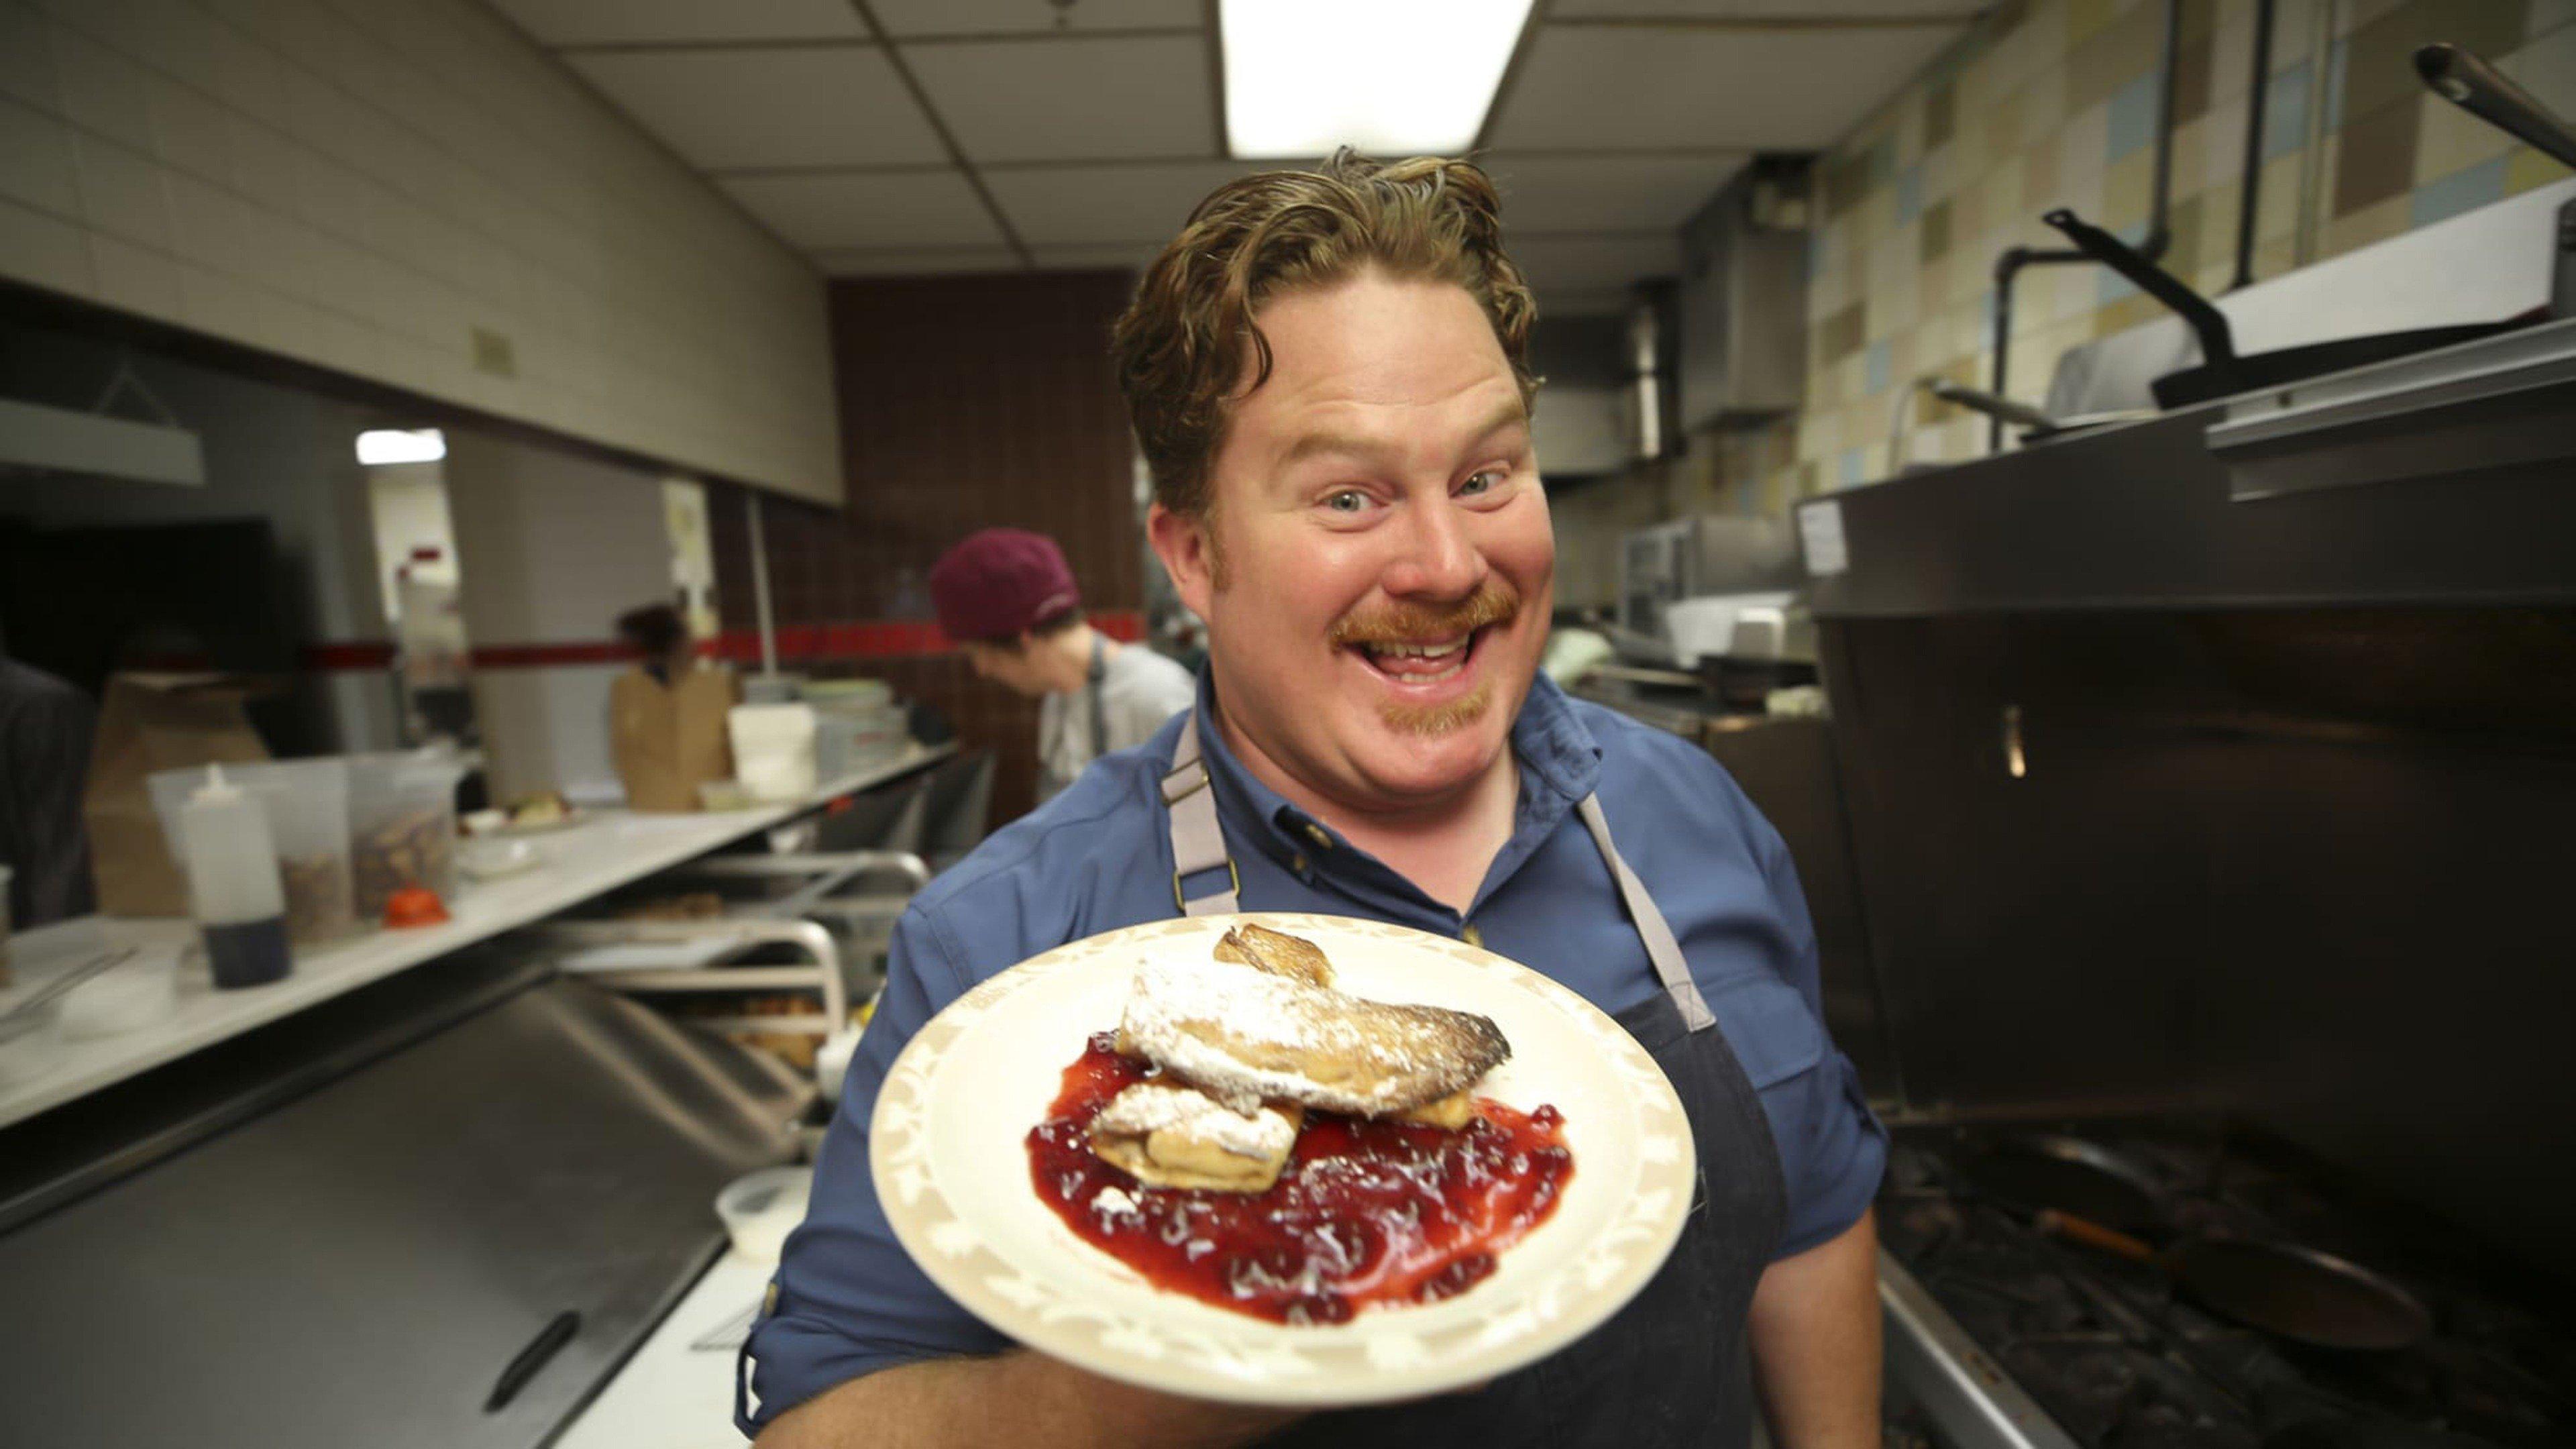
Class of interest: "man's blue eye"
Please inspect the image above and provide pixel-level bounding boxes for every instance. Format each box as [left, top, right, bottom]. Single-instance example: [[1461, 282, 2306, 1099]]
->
[[1326, 490, 1366, 512], [1461, 471, 1498, 494]]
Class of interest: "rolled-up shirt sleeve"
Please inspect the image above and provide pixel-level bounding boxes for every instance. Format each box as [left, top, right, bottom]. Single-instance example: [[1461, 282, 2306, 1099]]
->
[[738, 907, 1010, 1434], [1741, 792, 1888, 1260]]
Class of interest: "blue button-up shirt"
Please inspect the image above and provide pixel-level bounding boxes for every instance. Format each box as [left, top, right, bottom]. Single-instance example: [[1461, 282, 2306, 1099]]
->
[[741, 674, 1886, 1431]]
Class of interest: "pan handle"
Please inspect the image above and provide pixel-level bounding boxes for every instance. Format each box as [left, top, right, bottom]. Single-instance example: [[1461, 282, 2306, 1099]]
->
[[2034, 1208, 2159, 1263], [2416, 44, 2576, 170], [2041, 208, 2238, 366]]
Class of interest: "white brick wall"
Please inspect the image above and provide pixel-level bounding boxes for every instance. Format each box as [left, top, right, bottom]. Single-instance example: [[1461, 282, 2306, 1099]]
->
[[0, 0, 842, 504]]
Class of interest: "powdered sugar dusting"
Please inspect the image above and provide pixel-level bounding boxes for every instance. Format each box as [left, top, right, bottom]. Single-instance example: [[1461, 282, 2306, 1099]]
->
[[1091, 1082, 1299, 1162], [1117, 958, 1509, 1116]]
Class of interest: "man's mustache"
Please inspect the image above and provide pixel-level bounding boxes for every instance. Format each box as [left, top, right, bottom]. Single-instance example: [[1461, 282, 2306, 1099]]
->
[[1326, 578, 1521, 648]]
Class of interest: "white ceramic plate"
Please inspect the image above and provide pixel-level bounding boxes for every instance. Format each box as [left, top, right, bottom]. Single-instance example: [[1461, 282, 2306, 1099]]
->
[[870, 911, 1695, 1407]]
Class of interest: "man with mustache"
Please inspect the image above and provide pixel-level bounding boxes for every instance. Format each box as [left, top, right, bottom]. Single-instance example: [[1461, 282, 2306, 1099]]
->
[[744, 153, 1886, 1449]]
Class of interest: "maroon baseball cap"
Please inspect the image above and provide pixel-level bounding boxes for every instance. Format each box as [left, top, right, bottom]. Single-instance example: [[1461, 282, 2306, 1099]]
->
[[928, 528, 1082, 643]]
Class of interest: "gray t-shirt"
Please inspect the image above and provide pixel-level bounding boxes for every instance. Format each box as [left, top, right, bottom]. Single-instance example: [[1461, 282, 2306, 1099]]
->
[[1034, 643, 1195, 801]]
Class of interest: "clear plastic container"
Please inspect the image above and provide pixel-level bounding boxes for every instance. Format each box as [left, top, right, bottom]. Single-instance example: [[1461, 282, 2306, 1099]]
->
[[346, 750, 465, 922], [150, 759, 358, 947]]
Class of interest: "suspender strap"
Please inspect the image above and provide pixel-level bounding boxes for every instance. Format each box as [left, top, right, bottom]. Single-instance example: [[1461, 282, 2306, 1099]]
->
[[1161, 711, 1240, 915], [1576, 793, 1717, 1032]]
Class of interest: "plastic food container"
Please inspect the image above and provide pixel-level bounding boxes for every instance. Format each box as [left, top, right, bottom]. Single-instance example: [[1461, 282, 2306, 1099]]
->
[[55, 953, 180, 1039], [346, 751, 465, 922], [728, 704, 818, 802], [149, 759, 358, 947], [714, 1166, 814, 1265]]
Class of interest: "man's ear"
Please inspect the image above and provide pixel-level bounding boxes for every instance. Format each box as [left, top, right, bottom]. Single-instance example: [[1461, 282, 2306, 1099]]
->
[[1146, 502, 1216, 619]]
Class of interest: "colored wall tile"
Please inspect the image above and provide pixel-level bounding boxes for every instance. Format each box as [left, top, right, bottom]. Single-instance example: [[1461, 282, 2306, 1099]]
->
[[1897, 164, 1926, 223], [2332, 96, 2422, 215], [2409, 154, 2509, 226], [2414, 87, 2518, 182], [2108, 70, 2163, 162], [2503, 144, 2574, 194], [1927, 78, 1959, 150], [2261, 59, 2314, 159], [1921, 198, 1955, 262], [1866, 339, 1894, 394], [2320, 191, 2410, 256], [1820, 301, 1866, 361]]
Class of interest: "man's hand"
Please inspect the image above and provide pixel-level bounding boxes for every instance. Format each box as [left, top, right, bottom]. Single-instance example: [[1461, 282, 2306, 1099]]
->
[[1746, 1207, 1880, 1449], [754, 1348, 1299, 1449]]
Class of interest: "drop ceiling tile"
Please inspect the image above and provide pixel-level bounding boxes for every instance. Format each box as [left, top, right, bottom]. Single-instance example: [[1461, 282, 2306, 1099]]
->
[[1505, 233, 1682, 299], [904, 35, 1216, 162], [1534, 286, 1635, 317], [722, 169, 1004, 248], [1546, 0, 1980, 15], [1482, 152, 1750, 234], [569, 48, 945, 169], [490, 0, 863, 45], [983, 160, 1250, 246], [814, 244, 1024, 275], [1487, 24, 1962, 152], [1028, 241, 1157, 272], [871, 0, 1203, 36]]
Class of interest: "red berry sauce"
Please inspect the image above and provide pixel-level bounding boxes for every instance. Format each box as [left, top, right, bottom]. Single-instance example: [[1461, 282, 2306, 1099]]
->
[[1026, 1032, 1572, 1325]]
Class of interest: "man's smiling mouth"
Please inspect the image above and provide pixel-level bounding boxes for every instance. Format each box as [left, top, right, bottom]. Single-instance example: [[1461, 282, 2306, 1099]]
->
[[1351, 629, 1483, 684]]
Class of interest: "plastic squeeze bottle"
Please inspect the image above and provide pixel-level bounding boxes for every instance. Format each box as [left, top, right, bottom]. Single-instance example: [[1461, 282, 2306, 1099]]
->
[[178, 763, 292, 988]]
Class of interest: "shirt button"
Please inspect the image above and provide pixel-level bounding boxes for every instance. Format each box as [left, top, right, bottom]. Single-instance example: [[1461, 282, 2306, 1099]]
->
[[1461, 924, 1485, 949], [1302, 823, 1334, 851]]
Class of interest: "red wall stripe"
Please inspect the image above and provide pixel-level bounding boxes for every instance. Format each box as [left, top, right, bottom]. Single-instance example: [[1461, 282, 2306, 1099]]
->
[[296, 610, 1148, 673]]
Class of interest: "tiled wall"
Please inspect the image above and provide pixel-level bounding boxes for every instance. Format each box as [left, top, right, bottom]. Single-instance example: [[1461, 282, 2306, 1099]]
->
[[708, 270, 1146, 824], [1545, 0, 2576, 595], [1782, 0, 2576, 500], [0, 0, 842, 503]]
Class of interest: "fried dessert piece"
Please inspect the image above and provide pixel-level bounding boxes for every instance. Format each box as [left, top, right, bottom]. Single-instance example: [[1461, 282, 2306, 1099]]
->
[[1117, 959, 1509, 1118], [1395, 1089, 1478, 1130], [1089, 1082, 1300, 1193], [1211, 922, 1336, 988]]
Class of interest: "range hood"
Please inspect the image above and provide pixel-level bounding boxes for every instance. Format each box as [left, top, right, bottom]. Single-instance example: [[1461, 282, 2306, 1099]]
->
[[0, 394, 205, 487]]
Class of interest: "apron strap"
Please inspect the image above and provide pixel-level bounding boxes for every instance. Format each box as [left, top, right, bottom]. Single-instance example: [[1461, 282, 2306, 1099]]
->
[[1161, 710, 1240, 915], [1577, 794, 1717, 1032], [1087, 634, 1109, 761]]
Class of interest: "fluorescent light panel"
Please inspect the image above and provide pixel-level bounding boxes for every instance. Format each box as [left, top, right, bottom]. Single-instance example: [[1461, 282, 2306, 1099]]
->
[[1221, 0, 1536, 159], [357, 428, 446, 466]]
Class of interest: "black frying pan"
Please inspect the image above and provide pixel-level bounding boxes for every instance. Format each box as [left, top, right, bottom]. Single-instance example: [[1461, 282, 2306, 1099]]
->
[[1955, 1132, 2171, 1238], [2036, 1210, 2434, 1354], [2039, 208, 2516, 409]]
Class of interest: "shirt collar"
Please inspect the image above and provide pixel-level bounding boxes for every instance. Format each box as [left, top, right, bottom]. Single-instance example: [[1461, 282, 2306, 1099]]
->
[[1186, 667, 1603, 883]]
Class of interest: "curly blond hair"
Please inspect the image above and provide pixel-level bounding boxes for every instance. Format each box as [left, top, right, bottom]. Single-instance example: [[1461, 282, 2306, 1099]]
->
[[1111, 150, 1540, 519]]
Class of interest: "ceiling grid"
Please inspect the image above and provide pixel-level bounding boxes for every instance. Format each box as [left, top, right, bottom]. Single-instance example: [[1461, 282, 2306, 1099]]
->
[[492, 0, 1982, 315]]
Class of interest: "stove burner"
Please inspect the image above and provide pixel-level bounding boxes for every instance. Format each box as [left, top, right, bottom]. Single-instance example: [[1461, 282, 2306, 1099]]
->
[[1880, 1129, 2573, 1449]]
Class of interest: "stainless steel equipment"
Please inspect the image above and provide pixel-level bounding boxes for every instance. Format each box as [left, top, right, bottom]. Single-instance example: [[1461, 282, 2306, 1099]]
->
[[1615, 514, 1801, 650], [0, 944, 808, 1449], [1813, 294, 2576, 1446]]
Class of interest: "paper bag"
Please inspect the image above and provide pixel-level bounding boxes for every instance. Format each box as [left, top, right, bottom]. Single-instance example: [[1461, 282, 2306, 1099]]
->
[[610, 661, 739, 812], [83, 673, 272, 917]]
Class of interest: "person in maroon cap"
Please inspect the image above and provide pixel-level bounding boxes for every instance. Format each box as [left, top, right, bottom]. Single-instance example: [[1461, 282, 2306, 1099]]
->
[[928, 527, 1196, 802]]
